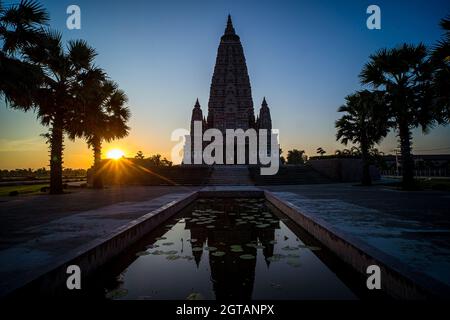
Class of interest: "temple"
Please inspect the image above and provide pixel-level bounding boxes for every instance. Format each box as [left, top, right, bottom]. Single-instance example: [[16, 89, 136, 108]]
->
[[185, 15, 274, 165]]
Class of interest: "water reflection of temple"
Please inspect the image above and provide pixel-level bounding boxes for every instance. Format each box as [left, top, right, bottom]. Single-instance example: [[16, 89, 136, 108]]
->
[[184, 198, 279, 300]]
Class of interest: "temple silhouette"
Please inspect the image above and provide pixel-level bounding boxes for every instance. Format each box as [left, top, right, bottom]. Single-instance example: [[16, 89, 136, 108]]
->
[[185, 15, 274, 165], [184, 198, 278, 300]]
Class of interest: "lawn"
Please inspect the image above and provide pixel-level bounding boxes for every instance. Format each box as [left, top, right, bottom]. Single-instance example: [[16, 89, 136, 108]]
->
[[418, 178, 450, 191], [381, 177, 450, 191], [0, 184, 49, 197]]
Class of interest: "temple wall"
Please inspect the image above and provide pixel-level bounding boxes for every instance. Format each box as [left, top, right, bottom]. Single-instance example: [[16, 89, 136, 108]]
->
[[308, 158, 380, 182]]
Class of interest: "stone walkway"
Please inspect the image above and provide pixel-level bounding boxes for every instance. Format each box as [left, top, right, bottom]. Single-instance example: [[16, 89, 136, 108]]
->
[[0, 185, 199, 249], [264, 184, 450, 287], [0, 191, 194, 296]]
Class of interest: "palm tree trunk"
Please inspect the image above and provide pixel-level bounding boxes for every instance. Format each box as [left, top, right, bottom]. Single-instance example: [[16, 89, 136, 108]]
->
[[50, 115, 64, 194], [92, 135, 103, 189], [398, 121, 415, 189], [361, 144, 372, 186]]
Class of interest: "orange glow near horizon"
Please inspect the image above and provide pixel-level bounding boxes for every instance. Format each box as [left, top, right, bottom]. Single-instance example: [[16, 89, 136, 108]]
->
[[106, 148, 125, 160]]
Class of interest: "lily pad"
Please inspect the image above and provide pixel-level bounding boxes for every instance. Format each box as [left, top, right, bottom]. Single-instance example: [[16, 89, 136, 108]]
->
[[281, 245, 298, 251], [267, 256, 280, 262], [166, 255, 180, 260], [186, 292, 204, 300], [239, 254, 256, 260], [287, 259, 301, 267], [204, 246, 217, 251], [212, 251, 226, 257], [192, 247, 203, 252], [105, 288, 128, 299]]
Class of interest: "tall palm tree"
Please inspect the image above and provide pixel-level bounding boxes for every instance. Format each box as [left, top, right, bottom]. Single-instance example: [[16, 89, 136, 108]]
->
[[431, 16, 450, 122], [336, 90, 389, 185], [73, 79, 130, 188], [23, 31, 98, 193], [0, 0, 48, 107], [360, 44, 435, 189], [316, 147, 326, 157]]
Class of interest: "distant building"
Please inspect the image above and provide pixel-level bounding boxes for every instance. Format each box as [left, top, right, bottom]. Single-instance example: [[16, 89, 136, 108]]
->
[[382, 154, 450, 176]]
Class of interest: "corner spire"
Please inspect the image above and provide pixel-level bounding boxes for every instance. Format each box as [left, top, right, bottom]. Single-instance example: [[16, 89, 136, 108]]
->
[[262, 97, 268, 107], [194, 98, 201, 108], [225, 14, 236, 35]]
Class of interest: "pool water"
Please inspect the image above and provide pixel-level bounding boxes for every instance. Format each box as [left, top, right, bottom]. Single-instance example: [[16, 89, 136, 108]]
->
[[95, 198, 359, 300]]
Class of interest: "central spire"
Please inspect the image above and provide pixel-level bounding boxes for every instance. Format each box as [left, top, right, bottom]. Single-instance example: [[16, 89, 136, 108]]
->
[[209, 15, 254, 132], [225, 14, 235, 35]]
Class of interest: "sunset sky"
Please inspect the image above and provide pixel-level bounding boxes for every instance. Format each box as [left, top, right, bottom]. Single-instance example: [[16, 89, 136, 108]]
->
[[1, 0, 450, 169]]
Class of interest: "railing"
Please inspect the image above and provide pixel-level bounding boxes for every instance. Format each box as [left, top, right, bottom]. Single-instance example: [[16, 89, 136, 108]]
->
[[381, 169, 450, 178]]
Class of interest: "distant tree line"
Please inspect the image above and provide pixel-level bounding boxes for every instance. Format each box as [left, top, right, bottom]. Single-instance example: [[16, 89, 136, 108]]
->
[[0, 167, 86, 179], [134, 151, 173, 167]]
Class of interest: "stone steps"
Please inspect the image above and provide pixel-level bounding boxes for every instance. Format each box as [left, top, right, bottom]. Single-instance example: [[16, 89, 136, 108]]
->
[[208, 166, 253, 185], [249, 165, 333, 185]]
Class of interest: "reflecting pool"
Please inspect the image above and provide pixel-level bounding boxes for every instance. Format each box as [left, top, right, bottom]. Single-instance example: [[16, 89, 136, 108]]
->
[[94, 198, 359, 300]]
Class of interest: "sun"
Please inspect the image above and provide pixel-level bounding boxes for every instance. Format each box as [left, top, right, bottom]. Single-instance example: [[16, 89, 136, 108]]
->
[[106, 149, 125, 160]]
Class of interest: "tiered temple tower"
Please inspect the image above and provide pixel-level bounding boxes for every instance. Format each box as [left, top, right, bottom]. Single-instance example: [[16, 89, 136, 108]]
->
[[186, 15, 273, 164], [206, 15, 255, 132]]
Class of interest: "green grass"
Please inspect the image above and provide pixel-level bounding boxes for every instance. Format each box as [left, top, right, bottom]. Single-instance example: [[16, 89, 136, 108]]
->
[[381, 178, 450, 191], [417, 178, 450, 191], [0, 184, 49, 197]]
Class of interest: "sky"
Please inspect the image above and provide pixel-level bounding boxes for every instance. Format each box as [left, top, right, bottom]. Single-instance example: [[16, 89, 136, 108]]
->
[[1, 0, 450, 169]]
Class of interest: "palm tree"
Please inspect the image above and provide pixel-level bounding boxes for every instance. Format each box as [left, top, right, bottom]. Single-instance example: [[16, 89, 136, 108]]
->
[[431, 16, 450, 122], [360, 44, 435, 189], [336, 90, 389, 185], [0, 0, 48, 107], [73, 79, 130, 188], [286, 149, 306, 165], [135, 151, 145, 160], [316, 147, 326, 157], [350, 146, 361, 156], [23, 31, 99, 193]]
